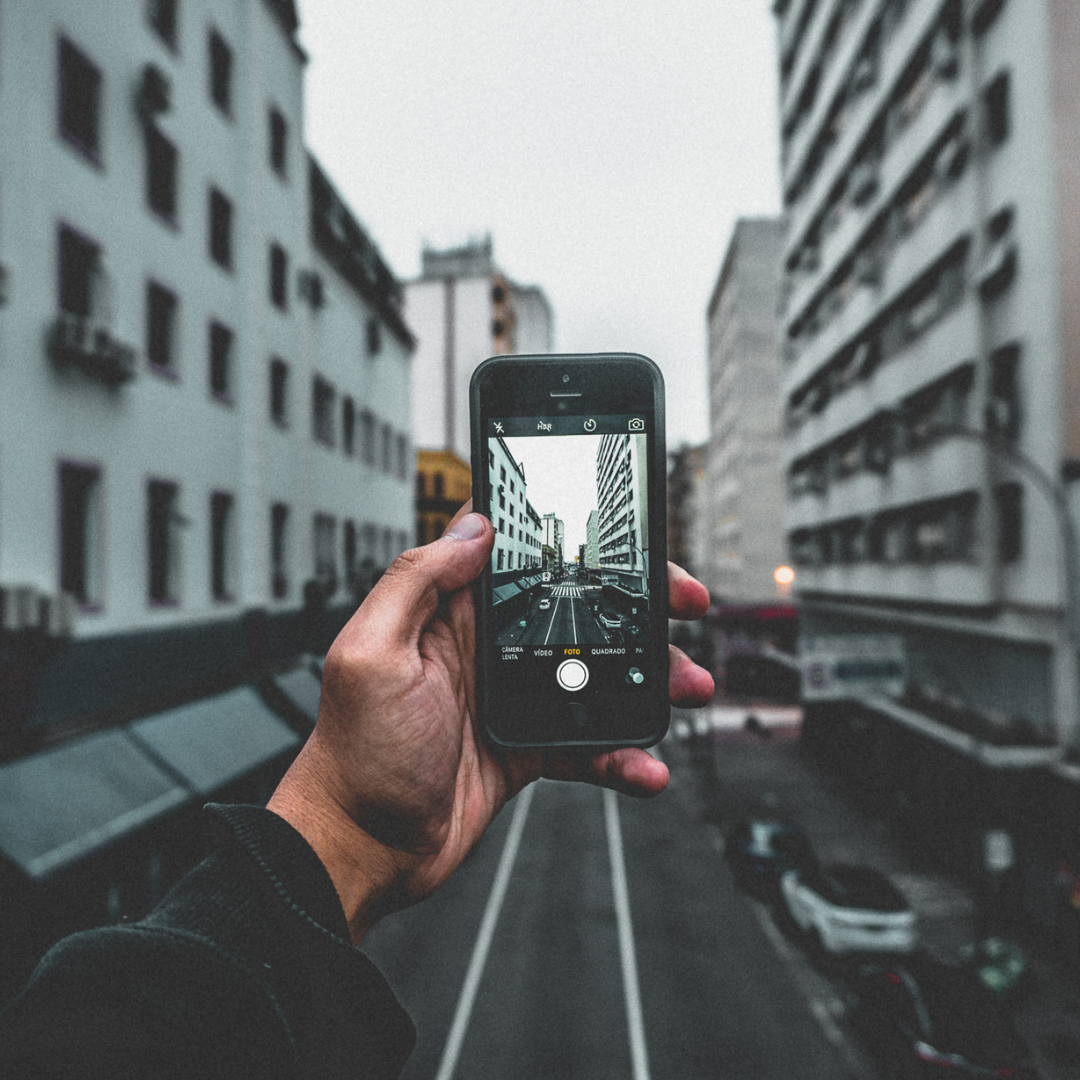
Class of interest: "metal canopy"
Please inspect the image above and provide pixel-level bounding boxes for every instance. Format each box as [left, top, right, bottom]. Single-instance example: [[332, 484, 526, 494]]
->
[[272, 667, 323, 726], [0, 729, 189, 880], [129, 686, 299, 795]]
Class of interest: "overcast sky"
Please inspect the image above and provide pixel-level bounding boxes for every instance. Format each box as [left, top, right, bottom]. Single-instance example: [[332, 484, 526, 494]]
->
[[298, 1, 782, 447]]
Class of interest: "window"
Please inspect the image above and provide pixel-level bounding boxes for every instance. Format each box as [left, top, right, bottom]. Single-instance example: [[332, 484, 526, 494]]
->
[[148, 0, 178, 48], [145, 124, 178, 222], [209, 188, 233, 269], [59, 462, 102, 607], [58, 225, 99, 317], [366, 318, 381, 355], [208, 320, 233, 400], [344, 520, 357, 589], [434, 474, 444, 498], [313, 377, 335, 446], [58, 38, 102, 161], [381, 424, 392, 472], [269, 107, 287, 176], [396, 434, 408, 480], [996, 483, 1022, 563], [359, 410, 375, 465], [208, 30, 233, 115], [270, 503, 289, 598], [147, 480, 180, 604], [987, 344, 1021, 438], [269, 357, 289, 425], [269, 243, 288, 309], [313, 514, 337, 595], [984, 71, 1010, 146], [210, 491, 235, 601], [342, 396, 355, 455], [146, 281, 178, 373]]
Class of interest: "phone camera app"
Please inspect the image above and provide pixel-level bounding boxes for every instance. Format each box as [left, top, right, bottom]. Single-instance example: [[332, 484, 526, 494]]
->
[[628, 418, 645, 432]]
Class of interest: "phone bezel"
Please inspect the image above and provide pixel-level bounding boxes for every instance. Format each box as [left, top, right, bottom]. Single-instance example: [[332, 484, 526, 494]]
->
[[470, 353, 669, 750]]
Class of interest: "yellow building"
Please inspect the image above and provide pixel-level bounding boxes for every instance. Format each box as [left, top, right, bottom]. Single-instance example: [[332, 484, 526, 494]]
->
[[416, 449, 472, 545]]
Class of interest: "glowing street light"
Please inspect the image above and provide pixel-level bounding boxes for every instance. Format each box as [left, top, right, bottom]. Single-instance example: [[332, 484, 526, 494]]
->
[[774, 564, 795, 599]]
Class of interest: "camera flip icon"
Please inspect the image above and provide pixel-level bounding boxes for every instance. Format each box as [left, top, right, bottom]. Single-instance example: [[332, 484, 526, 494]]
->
[[628, 418, 645, 432]]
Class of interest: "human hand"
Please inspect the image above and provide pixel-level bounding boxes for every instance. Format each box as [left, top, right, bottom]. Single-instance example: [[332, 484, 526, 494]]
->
[[268, 506, 712, 941]]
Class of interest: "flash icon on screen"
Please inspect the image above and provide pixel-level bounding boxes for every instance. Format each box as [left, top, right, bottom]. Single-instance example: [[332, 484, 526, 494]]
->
[[494, 422, 504, 433]]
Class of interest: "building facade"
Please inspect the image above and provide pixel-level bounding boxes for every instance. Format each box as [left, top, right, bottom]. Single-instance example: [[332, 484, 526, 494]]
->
[[775, 0, 1080, 949], [415, 448, 471, 545], [596, 433, 649, 590], [705, 218, 788, 602], [488, 437, 542, 573], [405, 237, 554, 463], [0, 0, 415, 993]]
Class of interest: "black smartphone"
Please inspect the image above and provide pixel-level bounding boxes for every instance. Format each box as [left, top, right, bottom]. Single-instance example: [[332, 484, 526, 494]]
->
[[470, 353, 669, 750]]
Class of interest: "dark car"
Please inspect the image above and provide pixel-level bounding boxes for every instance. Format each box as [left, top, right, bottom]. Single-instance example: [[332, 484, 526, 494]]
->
[[723, 818, 816, 900], [848, 955, 1039, 1078]]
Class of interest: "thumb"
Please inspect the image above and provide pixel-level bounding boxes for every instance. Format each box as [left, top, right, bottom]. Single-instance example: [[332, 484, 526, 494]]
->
[[360, 513, 493, 648]]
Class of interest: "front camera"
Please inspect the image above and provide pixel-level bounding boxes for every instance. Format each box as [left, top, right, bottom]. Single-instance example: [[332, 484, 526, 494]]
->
[[562, 374, 570, 383]]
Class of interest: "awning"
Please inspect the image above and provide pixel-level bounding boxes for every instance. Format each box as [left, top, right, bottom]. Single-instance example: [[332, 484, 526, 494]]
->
[[492, 582, 522, 604], [129, 686, 300, 795], [0, 729, 189, 880], [862, 694, 1063, 769], [273, 666, 323, 726]]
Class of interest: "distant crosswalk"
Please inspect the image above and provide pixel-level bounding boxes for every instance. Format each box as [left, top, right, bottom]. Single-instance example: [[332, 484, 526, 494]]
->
[[549, 585, 585, 598]]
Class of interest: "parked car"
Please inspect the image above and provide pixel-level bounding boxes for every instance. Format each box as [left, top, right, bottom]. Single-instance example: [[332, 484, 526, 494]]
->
[[538, 598, 551, 610], [848, 955, 1039, 1078], [724, 818, 816, 900], [779, 863, 916, 956], [598, 612, 624, 629]]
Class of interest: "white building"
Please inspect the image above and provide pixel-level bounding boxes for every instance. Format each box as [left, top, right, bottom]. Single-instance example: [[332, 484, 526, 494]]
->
[[705, 218, 788, 602], [541, 513, 565, 571], [487, 437, 541, 573], [596, 433, 649, 586], [0, 0, 414, 743], [585, 509, 600, 570], [405, 237, 554, 463]]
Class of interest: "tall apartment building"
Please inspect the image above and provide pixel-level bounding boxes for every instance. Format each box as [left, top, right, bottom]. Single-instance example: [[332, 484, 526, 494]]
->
[[541, 512, 565, 571], [596, 433, 650, 591], [405, 237, 554, 462], [704, 219, 788, 602], [0, 0, 415, 988], [775, 0, 1080, 923], [488, 438, 543, 574]]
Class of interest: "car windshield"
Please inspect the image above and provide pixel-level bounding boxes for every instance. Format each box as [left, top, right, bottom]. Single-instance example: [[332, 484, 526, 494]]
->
[[817, 865, 908, 911]]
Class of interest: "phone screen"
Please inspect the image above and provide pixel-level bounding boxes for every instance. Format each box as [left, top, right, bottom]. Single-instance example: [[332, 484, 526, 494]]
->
[[484, 412, 656, 710]]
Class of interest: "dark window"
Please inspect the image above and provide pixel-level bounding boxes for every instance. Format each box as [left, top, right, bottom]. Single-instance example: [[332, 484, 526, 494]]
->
[[58, 38, 102, 160], [269, 107, 287, 176], [359, 410, 375, 465], [209, 188, 233, 269], [984, 71, 1010, 146], [492, 284, 505, 304], [312, 376, 335, 445], [366, 318, 381, 355], [434, 474, 444, 498], [381, 424, 392, 472], [314, 513, 337, 594], [209, 30, 233, 114], [270, 244, 288, 309], [396, 434, 408, 480], [146, 281, 178, 372], [59, 462, 101, 606], [987, 344, 1021, 438], [145, 124, 178, 222], [209, 320, 233, 399], [58, 226, 99, 317], [416, 474, 426, 499], [148, 0, 178, 48], [996, 483, 1022, 563], [269, 357, 289, 425], [344, 520, 357, 588], [210, 491, 234, 601], [147, 479, 180, 604], [972, 0, 1006, 36], [271, 502, 289, 598], [342, 396, 355, 455]]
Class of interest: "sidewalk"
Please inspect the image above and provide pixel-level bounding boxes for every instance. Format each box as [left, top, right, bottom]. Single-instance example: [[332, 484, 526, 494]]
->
[[664, 703, 1080, 1080]]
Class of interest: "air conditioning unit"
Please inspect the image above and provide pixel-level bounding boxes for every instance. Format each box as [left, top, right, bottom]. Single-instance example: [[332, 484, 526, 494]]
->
[[48, 314, 137, 384]]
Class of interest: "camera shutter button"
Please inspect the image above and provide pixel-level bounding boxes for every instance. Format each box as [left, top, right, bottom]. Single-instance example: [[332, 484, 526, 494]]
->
[[556, 658, 589, 691]]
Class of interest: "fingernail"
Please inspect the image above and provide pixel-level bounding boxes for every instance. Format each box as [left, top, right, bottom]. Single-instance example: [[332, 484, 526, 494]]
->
[[445, 513, 485, 541]]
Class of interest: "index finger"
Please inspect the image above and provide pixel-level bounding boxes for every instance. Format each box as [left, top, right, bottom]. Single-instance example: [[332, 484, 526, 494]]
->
[[668, 562, 710, 620]]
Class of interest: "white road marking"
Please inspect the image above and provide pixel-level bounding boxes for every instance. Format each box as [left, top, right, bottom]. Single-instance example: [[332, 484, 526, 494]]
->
[[543, 598, 561, 644], [604, 789, 651, 1080], [433, 785, 535, 1080], [570, 594, 578, 642]]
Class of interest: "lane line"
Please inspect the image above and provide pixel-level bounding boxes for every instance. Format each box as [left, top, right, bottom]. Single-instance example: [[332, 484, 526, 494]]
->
[[434, 785, 535, 1080], [543, 598, 561, 644], [571, 593, 578, 642], [604, 788, 651, 1080]]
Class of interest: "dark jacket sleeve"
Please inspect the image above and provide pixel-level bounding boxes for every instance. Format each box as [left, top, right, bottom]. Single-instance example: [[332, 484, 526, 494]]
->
[[0, 804, 416, 1080]]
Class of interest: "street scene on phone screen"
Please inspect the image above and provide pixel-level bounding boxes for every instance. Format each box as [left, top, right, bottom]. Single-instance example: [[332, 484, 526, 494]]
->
[[488, 430, 650, 653]]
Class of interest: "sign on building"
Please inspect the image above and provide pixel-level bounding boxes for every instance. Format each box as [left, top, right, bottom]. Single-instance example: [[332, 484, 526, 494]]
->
[[800, 635, 906, 701]]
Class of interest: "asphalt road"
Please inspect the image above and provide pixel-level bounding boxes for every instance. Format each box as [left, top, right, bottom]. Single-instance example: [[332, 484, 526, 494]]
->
[[497, 581, 611, 648], [361, 773, 863, 1080]]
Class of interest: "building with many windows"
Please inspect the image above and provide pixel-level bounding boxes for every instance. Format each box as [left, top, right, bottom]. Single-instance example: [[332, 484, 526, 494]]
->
[[704, 218, 787, 602], [415, 448, 472, 546], [596, 433, 649, 591], [775, 0, 1080, 943], [0, 0, 414, 992], [487, 437, 543, 574], [405, 237, 554, 463]]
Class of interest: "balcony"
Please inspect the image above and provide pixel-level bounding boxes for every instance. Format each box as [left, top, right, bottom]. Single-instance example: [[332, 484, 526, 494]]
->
[[48, 314, 137, 385], [793, 559, 993, 607]]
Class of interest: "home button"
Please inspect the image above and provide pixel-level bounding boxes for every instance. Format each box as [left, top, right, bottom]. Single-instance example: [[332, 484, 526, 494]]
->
[[567, 702, 588, 730]]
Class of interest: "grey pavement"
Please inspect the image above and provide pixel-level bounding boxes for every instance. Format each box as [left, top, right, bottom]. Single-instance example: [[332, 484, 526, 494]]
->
[[662, 703, 1080, 1080]]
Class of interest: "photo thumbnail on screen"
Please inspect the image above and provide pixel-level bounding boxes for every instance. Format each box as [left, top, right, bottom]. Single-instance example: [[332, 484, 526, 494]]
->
[[486, 419, 652, 668]]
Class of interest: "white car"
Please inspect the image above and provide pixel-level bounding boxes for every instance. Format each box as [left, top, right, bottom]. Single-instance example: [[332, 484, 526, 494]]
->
[[779, 863, 915, 956], [538, 598, 551, 610]]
